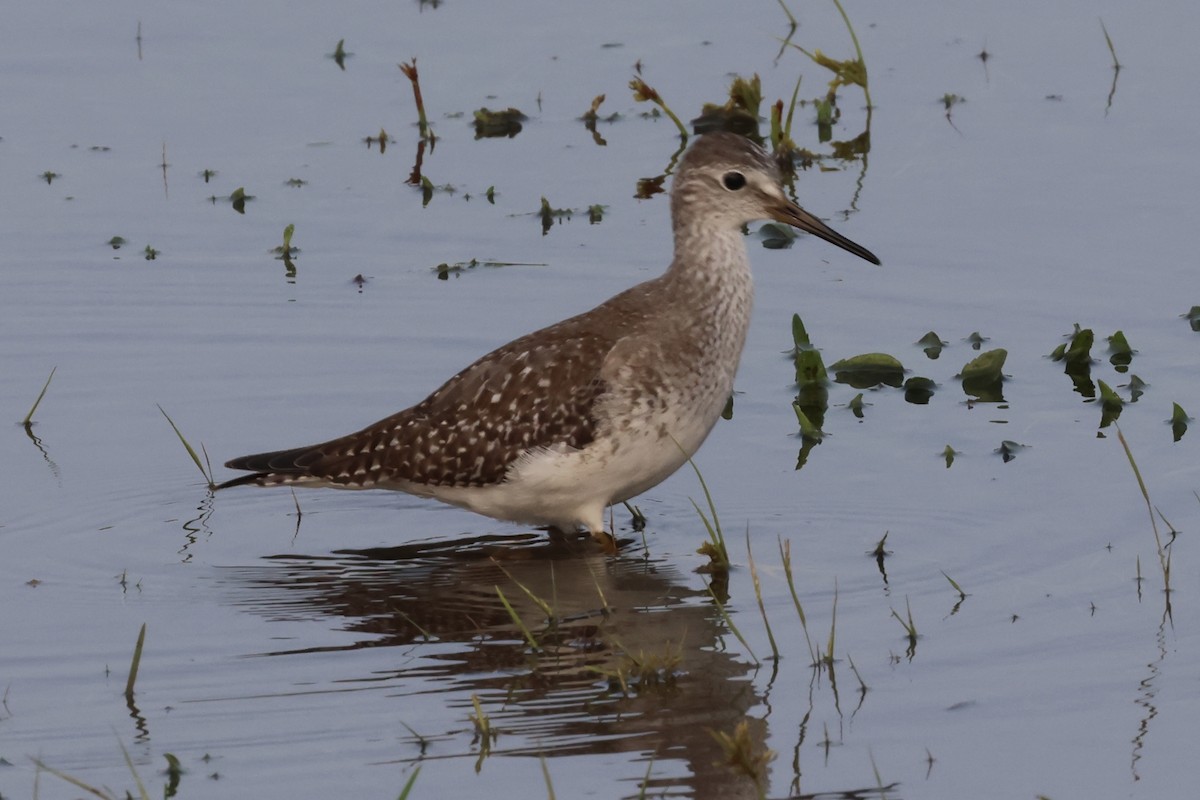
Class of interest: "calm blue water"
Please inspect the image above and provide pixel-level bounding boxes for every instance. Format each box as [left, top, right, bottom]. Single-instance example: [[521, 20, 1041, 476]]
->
[[3, 1, 1198, 798]]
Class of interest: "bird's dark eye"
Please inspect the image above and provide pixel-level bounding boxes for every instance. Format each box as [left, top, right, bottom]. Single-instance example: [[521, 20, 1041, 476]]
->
[[722, 171, 746, 191]]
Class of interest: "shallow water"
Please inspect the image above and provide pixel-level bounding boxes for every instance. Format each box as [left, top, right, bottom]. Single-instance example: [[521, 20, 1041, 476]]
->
[[3, 1, 1199, 798]]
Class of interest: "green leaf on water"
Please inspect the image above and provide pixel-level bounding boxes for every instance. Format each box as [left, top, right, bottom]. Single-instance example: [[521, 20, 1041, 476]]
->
[[996, 440, 1026, 463], [791, 314, 827, 388], [916, 331, 946, 359], [107, 236, 127, 250], [904, 376, 936, 405], [965, 331, 988, 350], [1107, 330, 1133, 373], [961, 348, 1006, 402], [942, 445, 957, 468], [229, 186, 250, 214], [1124, 374, 1147, 403], [1184, 306, 1200, 332], [960, 348, 1006, 382], [792, 402, 824, 442], [473, 107, 526, 139], [1097, 380, 1124, 428], [829, 353, 904, 389], [1171, 402, 1189, 442], [1061, 326, 1094, 368], [848, 392, 866, 418]]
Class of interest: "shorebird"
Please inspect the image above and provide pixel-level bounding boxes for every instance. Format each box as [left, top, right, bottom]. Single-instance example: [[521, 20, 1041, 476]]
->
[[219, 131, 879, 550]]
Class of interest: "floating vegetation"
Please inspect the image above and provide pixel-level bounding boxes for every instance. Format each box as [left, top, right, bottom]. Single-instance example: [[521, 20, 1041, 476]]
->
[[791, 314, 828, 465], [995, 440, 1027, 463], [434, 258, 546, 280], [828, 352, 905, 389], [330, 38, 350, 70], [107, 236, 127, 250], [227, 186, 252, 214], [960, 348, 1006, 402], [1124, 374, 1147, 402], [580, 94, 617, 146], [917, 330, 946, 359], [537, 197, 576, 235], [199, 168, 217, 183], [40, 170, 60, 184], [273, 224, 298, 278], [1183, 306, 1200, 332], [904, 376, 936, 404], [940, 93, 965, 131], [473, 107, 525, 139], [694, 74, 763, 137], [847, 391, 866, 418], [965, 331, 988, 350], [1051, 325, 1095, 398], [285, 177, 307, 187], [1106, 330, 1134, 372], [942, 444, 958, 468], [1170, 402, 1190, 442], [1096, 379, 1124, 428], [143, 244, 159, 261], [364, 127, 389, 153], [630, 77, 688, 139]]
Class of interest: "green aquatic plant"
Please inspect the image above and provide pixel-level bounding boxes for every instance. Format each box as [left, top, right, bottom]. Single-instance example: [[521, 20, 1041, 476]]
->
[[398, 59, 433, 140], [1115, 427, 1171, 608], [960, 348, 1006, 402], [473, 107, 526, 138], [1097, 380, 1124, 428], [890, 596, 918, 660], [1170, 402, 1189, 442], [778, 537, 817, 665], [746, 530, 779, 660], [785, 0, 872, 110], [331, 38, 349, 70], [22, 366, 56, 427], [124, 622, 146, 702], [828, 353, 905, 388], [157, 404, 215, 489], [942, 444, 958, 468], [916, 330, 946, 359], [630, 77, 688, 140], [1107, 330, 1133, 372]]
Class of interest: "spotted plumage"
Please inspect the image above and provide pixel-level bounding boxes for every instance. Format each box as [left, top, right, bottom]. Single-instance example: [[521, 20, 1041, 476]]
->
[[220, 131, 880, 550]]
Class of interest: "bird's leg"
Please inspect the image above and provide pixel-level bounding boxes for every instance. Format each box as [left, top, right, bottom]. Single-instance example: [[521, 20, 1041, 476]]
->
[[592, 529, 619, 555]]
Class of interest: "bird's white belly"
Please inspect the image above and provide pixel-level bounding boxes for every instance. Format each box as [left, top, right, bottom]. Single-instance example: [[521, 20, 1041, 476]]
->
[[428, 393, 722, 533]]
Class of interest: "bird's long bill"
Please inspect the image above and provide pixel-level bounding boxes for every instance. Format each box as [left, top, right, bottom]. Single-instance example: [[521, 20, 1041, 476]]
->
[[772, 200, 881, 266]]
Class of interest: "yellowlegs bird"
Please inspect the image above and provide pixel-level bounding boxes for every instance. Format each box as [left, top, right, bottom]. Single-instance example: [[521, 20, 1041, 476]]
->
[[219, 131, 879, 550]]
